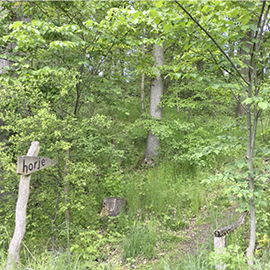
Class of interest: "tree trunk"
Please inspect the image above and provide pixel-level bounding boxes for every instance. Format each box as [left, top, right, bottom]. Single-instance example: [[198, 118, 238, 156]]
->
[[0, 6, 12, 75], [141, 44, 146, 119], [236, 34, 251, 117], [51, 191, 60, 252], [246, 67, 258, 264], [141, 72, 146, 118], [100, 197, 127, 217], [64, 148, 70, 224], [246, 106, 256, 263], [245, 27, 259, 262], [64, 148, 71, 260], [6, 142, 40, 270], [145, 42, 164, 159], [0, 58, 11, 74]]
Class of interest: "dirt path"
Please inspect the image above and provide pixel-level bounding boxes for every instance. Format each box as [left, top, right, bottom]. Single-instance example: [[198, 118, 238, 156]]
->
[[102, 207, 239, 269], [178, 206, 238, 257], [178, 217, 213, 256]]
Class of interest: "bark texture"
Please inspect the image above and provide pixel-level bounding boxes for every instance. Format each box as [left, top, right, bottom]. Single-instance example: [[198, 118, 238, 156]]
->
[[236, 33, 251, 117], [6, 141, 40, 270], [100, 197, 127, 217], [214, 236, 226, 270], [141, 44, 146, 118], [214, 211, 247, 237], [145, 42, 164, 159]]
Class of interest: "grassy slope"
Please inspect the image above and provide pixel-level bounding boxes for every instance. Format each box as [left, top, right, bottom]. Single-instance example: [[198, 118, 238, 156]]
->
[[0, 162, 258, 270], [2, 100, 270, 269]]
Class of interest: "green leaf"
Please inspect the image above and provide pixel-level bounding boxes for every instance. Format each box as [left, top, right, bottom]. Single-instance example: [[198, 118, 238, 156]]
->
[[258, 101, 268, 110], [149, 9, 161, 25], [201, 5, 210, 13], [2, 35, 9, 42], [242, 46, 250, 53], [155, 1, 163, 9], [163, 23, 171, 32], [242, 98, 253, 105]]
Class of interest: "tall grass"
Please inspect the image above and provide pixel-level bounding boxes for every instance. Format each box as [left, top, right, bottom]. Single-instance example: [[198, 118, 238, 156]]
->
[[0, 251, 82, 270], [162, 249, 215, 270], [162, 249, 270, 270], [122, 221, 157, 261], [2, 247, 270, 270], [125, 161, 209, 227]]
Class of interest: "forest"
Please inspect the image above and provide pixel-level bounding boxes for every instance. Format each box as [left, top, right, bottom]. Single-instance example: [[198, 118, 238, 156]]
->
[[0, 1, 270, 269]]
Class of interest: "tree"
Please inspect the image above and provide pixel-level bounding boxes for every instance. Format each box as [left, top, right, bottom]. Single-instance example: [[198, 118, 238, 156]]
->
[[0, 1, 134, 255], [145, 41, 164, 159], [1, 1, 270, 267], [174, 0, 270, 262]]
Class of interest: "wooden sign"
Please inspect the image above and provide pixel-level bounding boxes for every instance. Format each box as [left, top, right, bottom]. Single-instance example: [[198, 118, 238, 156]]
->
[[17, 156, 56, 175]]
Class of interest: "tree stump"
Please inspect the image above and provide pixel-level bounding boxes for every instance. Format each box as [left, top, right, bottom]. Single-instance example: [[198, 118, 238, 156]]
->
[[100, 197, 127, 217], [214, 236, 226, 270]]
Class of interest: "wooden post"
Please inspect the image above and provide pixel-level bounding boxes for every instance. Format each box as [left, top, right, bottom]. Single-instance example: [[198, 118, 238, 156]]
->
[[6, 141, 40, 270], [214, 236, 226, 270], [213, 211, 247, 270]]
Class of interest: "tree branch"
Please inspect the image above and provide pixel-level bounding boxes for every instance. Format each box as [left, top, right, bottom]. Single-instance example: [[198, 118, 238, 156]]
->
[[92, 31, 128, 76], [251, 105, 259, 157], [250, 1, 266, 85], [207, 49, 245, 88], [0, 57, 17, 64], [254, 0, 266, 42], [257, 3, 270, 51], [207, 50, 247, 112], [174, 0, 250, 86], [229, 88, 248, 113]]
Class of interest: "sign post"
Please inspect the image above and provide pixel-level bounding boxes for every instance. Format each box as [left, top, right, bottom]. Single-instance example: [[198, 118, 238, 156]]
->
[[17, 156, 56, 175], [6, 142, 56, 270]]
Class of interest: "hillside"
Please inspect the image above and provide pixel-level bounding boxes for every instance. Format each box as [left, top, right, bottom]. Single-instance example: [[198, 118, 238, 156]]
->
[[1, 1, 270, 269]]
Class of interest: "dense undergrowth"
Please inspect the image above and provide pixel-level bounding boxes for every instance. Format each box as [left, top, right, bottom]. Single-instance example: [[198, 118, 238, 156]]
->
[[1, 1, 270, 269], [1, 105, 270, 269]]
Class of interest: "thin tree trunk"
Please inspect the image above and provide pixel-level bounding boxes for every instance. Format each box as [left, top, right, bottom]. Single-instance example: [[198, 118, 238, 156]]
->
[[64, 148, 71, 262], [246, 28, 258, 260], [141, 72, 146, 118], [236, 34, 251, 117], [145, 42, 164, 159], [6, 142, 40, 270], [246, 107, 256, 262], [141, 43, 146, 119], [64, 148, 70, 224], [246, 83, 260, 264], [0, 5, 15, 75], [176, 93, 180, 114], [74, 81, 81, 118], [51, 191, 60, 252]]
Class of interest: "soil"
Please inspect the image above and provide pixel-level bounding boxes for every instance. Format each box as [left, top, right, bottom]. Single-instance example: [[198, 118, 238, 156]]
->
[[178, 206, 239, 256], [100, 206, 240, 269]]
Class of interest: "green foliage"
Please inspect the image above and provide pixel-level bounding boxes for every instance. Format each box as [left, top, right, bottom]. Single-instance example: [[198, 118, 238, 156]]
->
[[1, 0, 270, 268], [18, 251, 81, 270], [162, 250, 215, 270], [0, 225, 10, 252], [70, 229, 105, 261], [209, 245, 246, 270], [124, 173, 144, 218], [122, 221, 157, 261], [124, 161, 209, 229]]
